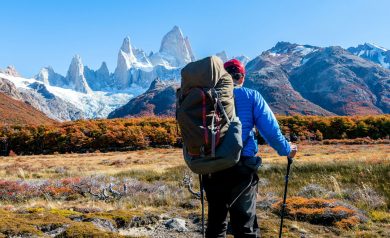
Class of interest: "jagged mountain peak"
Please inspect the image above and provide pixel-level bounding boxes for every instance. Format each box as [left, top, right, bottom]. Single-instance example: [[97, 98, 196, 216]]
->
[[67, 55, 85, 79], [66, 55, 92, 94], [120, 36, 134, 54], [234, 55, 251, 66], [69, 55, 83, 69], [98, 62, 109, 74], [158, 26, 194, 67], [159, 26, 185, 53], [216, 51, 229, 62], [271, 41, 297, 52], [363, 42, 388, 52], [347, 43, 390, 69], [148, 78, 169, 91], [269, 42, 318, 55], [1, 65, 21, 77], [35, 66, 65, 86]]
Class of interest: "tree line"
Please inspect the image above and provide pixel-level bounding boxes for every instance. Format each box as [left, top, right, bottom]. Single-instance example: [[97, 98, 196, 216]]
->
[[0, 115, 389, 156]]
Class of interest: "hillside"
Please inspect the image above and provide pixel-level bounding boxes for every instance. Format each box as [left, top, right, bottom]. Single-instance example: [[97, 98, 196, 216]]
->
[[289, 46, 390, 115], [0, 92, 55, 125], [108, 79, 178, 118]]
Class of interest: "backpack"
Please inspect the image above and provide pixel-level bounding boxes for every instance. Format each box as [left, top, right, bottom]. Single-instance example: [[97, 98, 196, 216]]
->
[[176, 56, 243, 174]]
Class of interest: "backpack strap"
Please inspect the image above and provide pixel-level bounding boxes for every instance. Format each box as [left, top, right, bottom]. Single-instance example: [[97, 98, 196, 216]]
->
[[197, 88, 209, 150], [211, 88, 231, 124], [211, 94, 218, 158]]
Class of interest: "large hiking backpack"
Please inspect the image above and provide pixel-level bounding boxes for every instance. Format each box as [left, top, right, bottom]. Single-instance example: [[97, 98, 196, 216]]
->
[[176, 56, 243, 175]]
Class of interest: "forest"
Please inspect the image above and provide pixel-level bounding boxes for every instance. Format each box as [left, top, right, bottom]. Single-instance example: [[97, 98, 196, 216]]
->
[[0, 115, 389, 156]]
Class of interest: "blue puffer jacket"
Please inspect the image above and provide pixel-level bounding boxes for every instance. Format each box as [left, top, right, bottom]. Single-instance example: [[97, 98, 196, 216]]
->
[[234, 86, 291, 157]]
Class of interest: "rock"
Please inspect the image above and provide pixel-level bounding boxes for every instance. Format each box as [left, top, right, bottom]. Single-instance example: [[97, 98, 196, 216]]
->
[[88, 218, 117, 232], [118, 227, 152, 237], [164, 218, 188, 232], [45, 225, 68, 237], [2, 65, 21, 77], [128, 214, 159, 228]]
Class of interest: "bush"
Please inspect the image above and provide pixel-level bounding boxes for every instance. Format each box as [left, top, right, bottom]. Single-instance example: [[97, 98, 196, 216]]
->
[[0, 115, 388, 155], [271, 197, 367, 229]]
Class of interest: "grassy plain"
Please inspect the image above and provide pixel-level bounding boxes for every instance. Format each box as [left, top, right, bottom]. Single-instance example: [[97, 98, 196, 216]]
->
[[0, 143, 389, 237]]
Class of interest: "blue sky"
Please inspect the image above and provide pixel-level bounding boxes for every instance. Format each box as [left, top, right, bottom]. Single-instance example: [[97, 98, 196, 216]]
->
[[1, 0, 390, 76]]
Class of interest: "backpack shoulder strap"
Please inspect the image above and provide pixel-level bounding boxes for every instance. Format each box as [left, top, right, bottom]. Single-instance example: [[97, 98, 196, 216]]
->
[[211, 88, 231, 124]]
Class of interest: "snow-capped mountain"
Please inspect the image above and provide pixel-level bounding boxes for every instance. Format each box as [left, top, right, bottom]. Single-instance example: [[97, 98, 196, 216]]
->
[[2, 26, 195, 121], [0, 71, 137, 120], [111, 26, 193, 89], [113, 37, 153, 89], [216, 51, 229, 62], [348, 43, 390, 69], [84, 62, 111, 91], [152, 25, 195, 67], [234, 55, 251, 66], [36, 66, 65, 86], [0, 65, 20, 77], [215, 51, 251, 65], [65, 55, 92, 94], [36, 56, 93, 94], [1, 72, 84, 120]]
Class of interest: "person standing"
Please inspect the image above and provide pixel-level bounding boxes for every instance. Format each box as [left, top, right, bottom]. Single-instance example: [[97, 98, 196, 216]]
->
[[202, 58, 298, 237]]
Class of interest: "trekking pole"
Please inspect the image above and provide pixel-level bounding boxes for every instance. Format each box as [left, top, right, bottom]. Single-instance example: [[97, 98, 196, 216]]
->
[[279, 156, 293, 238], [199, 174, 205, 238]]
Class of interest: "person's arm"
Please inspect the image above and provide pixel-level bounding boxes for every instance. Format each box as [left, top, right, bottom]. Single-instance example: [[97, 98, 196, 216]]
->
[[252, 91, 291, 156]]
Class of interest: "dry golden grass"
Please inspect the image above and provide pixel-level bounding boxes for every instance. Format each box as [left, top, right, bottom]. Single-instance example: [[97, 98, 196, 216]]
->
[[0, 148, 184, 179], [258, 143, 390, 165], [1, 144, 388, 180]]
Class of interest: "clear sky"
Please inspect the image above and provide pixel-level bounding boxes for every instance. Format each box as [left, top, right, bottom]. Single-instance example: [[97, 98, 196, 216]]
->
[[1, 0, 390, 77]]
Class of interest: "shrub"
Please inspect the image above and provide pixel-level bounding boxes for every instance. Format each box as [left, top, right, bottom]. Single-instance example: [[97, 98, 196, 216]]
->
[[271, 197, 367, 229], [0, 115, 389, 155]]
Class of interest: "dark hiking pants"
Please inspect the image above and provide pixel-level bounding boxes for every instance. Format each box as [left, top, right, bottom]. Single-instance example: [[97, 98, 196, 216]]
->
[[203, 158, 260, 238]]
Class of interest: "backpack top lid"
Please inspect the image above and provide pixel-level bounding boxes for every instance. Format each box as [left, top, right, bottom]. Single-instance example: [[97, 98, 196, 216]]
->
[[180, 56, 229, 94]]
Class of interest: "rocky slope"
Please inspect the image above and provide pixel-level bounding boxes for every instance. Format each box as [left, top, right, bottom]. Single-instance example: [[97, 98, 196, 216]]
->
[[290, 46, 390, 115], [0, 92, 56, 125], [244, 57, 334, 115], [108, 78, 178, 118], [0, 75, 84, 121]]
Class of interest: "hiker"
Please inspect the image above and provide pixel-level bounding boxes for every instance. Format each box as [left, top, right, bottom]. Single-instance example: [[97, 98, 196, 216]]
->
[[201, 59, 298, 237]]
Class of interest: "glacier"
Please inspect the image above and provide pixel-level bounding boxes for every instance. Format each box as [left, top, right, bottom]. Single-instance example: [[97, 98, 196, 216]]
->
[[0, 72, 141, 120]]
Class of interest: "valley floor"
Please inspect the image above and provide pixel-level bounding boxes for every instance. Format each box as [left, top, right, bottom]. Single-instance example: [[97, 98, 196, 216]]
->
[[0, 144, 389, 237]]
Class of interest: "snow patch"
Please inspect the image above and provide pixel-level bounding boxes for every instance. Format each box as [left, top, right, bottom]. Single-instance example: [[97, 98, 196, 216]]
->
[[366, 43, 388, 52]]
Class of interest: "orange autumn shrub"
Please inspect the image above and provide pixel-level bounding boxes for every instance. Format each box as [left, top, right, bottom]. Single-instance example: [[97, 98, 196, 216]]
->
[[272, 196, 367, 229], [0, 115, 388, 155]]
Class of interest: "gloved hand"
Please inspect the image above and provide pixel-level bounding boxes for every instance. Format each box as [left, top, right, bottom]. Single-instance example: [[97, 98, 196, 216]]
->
[[288, 143, 298, 159]]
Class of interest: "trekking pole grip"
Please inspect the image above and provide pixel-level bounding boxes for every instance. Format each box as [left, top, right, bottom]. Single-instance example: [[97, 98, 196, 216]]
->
[[287, 156, 293, 165]]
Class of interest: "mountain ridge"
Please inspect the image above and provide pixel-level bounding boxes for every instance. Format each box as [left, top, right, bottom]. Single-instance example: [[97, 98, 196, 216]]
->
[[1, 26, 389, 120]]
